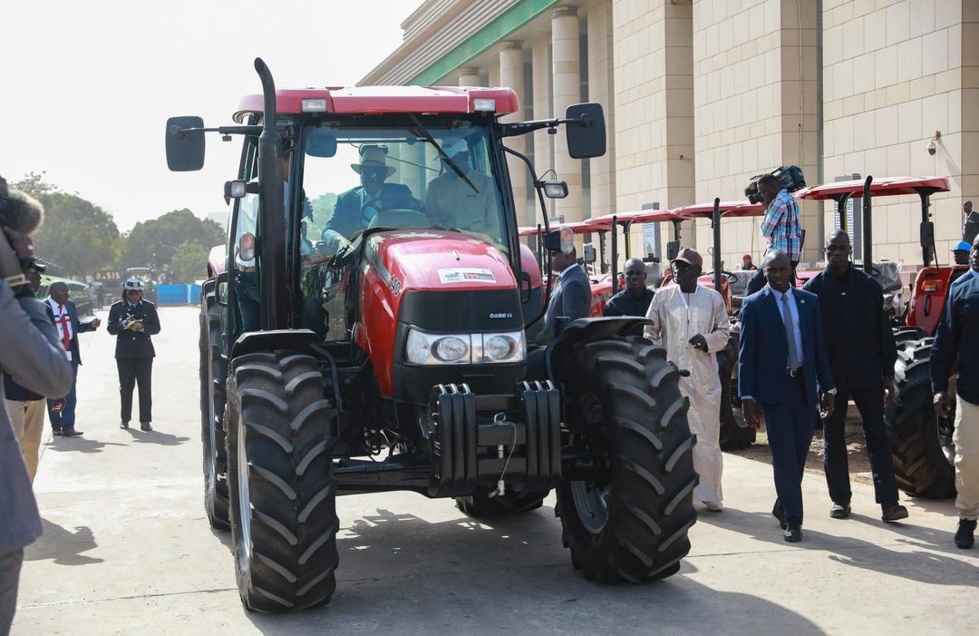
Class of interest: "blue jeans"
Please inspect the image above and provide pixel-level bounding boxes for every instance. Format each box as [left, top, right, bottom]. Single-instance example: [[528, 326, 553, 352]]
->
[[47, 362, 78, 432]]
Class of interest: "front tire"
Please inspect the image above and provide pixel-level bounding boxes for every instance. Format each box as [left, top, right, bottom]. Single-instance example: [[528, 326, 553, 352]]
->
[[227, 351, 339, 612], [884, 339, 956, 499], [555, 336, 698, 583]]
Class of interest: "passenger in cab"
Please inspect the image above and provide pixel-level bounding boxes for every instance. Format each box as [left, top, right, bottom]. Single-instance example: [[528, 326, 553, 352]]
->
[[425, 138, 501, 241]]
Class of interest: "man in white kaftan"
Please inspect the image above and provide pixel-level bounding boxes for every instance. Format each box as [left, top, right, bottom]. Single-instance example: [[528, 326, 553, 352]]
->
[[644, 248, 730, 511]]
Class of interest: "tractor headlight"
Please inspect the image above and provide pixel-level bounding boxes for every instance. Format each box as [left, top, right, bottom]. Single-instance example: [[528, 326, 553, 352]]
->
[[405, 329, 471, 365], [404, 329, 525, 365], [481, 333, 525, 363]]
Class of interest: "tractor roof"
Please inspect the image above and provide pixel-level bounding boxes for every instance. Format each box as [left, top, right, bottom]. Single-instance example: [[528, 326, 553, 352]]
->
[[796, 176, 950, 200], [234, 86, 519, 120], [589, 209, 676, 226], [670, 201, 765, 219]]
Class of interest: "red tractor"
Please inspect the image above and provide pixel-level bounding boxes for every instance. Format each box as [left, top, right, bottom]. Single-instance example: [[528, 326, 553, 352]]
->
[[797, 176, 958, 498], [167, 59, 698, 612]]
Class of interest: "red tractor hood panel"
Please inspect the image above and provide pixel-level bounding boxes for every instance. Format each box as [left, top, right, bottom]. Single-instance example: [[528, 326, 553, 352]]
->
[[366, 231, 517, 293]]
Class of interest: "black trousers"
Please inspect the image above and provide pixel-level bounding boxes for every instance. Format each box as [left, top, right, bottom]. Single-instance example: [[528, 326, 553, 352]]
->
[[117, 357, 153, 423], [822, 384, 899, 506]]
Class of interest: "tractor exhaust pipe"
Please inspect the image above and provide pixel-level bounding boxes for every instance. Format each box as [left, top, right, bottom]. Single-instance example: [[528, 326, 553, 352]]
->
[[862, 176, 873, 274], [254, 57, 287, 330], [712, 198, 722, 293]]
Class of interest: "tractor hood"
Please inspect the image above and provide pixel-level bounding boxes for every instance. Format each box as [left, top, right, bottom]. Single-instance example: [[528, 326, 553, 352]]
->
[[364, 230, 518, 293]]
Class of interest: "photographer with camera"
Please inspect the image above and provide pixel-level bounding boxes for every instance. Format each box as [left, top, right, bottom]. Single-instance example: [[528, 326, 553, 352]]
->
[[746, 173, 805, 296], [107, 277, 161, 432], [0, 177, 74, 634]]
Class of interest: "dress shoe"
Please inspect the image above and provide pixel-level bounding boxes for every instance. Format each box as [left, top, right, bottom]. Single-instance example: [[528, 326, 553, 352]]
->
[[784, 524, 802, 543], [140, 422, 153, 432], [830, 503, 851, 519], [52, 429, 63, 437], [881, 503, 909, 523], [772, 504, 787, 530], [954, 518, 977, 549], [702, 501, 724, 512], [62, 429, 84, 437], [120, 421, 130, 430]]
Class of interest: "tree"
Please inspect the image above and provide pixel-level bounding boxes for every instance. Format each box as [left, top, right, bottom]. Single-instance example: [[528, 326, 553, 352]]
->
[[171, 241, 209, 283], [121, 209, 224, 277], [306, 192, 338, 245], [15, 174, 122, 277]]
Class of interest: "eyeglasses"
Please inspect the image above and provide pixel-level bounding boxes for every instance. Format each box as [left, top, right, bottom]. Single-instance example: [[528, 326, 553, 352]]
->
[[360, 167, 387, 178]]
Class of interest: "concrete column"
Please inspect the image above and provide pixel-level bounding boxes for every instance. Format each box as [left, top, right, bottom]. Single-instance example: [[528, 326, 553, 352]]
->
[[499, 41, 530, 224], [531, 36, 553, 218], [551, 5, 582, 223], [458, 67, 482, 86], [586, 1, 614, 219]]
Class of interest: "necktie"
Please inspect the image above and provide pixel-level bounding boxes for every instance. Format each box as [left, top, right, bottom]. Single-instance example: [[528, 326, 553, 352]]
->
[[780, 293, 800, 370], [57, 305, 71, 351]]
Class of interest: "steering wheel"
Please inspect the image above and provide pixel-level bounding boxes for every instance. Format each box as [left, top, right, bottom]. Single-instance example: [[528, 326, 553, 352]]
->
[[706, 270, 739, 283], [367, 208, 432, 230]]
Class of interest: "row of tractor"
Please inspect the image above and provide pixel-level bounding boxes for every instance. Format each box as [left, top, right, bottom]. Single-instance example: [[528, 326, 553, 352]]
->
[[166, 58, 959, 615], [524, 176, 960, 500]]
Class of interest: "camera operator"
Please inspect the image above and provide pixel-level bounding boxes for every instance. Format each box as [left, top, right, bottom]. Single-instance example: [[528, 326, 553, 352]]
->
[[0, 177, 74, 634], [746, 173, 804, 296]]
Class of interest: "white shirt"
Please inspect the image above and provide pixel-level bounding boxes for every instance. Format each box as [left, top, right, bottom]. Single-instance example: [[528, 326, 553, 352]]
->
[[768, 285, 804, 368], [47, 298, 74, 361]]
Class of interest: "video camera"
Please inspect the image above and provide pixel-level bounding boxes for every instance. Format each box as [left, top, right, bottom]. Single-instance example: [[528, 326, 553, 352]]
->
[[744, 166, 806, 204], [0, 175, 46, 290]]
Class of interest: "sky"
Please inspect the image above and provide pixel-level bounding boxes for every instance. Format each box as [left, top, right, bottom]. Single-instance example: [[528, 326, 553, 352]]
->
[[1, 0, 421, 232]]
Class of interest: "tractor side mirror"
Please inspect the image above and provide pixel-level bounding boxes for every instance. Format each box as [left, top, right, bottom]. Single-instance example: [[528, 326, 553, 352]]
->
[[565, 103, 606, 159], [541, 181, 568, 199], [166, 116, 206, 171], [666, 241, 680, 261], [583, 243, 597, 264], [306, 129, 338, 157], [919, 221, 935, 249]]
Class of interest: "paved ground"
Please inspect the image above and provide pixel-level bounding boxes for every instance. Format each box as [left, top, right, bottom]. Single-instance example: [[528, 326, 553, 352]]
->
[[13, 306, 978, 635]]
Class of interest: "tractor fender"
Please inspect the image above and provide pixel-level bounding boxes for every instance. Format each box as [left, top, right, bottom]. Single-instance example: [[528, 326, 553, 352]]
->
[[231, 329, 320, 359], [546, 316, 652, 382]]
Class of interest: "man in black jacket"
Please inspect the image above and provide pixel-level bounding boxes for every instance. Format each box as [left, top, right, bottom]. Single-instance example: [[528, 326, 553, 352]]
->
[[107, 278, 161, 431], [803, 230, 908, 523]]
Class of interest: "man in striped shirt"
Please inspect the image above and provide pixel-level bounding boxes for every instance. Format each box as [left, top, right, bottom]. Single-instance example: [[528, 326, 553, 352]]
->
[[747, 174, 804, 296]]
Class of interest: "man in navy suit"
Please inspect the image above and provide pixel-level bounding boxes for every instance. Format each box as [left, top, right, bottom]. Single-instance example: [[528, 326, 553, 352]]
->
[[320, 145, 421, 250], [45, 281, 101, 437], [739, 251, 836, 542], [542, 229, 591, 341]]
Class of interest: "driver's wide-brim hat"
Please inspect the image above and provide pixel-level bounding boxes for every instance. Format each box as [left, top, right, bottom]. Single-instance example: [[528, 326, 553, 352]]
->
[[351, 146, 396, 178]]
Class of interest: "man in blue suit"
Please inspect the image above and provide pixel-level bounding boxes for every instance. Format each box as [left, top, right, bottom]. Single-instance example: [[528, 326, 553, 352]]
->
[[320, 145, 421, 250], [44, 281, 101, 437], [542, 229, 591, 341], [739, 251, 836, 542]]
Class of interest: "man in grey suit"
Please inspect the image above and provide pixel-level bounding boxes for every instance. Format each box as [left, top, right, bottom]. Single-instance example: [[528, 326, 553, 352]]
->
[[542, 229, 591, 341], [0, 178, 74, 634]]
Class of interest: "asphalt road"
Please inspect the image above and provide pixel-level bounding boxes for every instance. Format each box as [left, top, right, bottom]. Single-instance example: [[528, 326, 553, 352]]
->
[[14, 306, 978, 635]]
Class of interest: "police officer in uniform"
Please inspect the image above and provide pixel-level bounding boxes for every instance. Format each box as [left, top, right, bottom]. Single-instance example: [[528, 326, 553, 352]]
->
[[106, 278, 161, 431]]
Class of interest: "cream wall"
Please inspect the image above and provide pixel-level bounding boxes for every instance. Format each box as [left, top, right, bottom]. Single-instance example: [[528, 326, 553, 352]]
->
[[692, 0, 820, 269], [823, 0, 973, 267], [612, 0, 695, 258]]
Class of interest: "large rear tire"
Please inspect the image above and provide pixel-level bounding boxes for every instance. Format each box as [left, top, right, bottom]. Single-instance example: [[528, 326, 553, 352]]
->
[[717, 332, 755, 451], [227, 351, 339, 612], [884, 338, 956, 499], [201, 285, 230, 531], [555, 336, 698, 583], [454, 488, 549, 517]]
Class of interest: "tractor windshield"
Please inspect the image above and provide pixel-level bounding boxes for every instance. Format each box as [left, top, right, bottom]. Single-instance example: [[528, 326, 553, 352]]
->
[[300, 123, 507, 257]]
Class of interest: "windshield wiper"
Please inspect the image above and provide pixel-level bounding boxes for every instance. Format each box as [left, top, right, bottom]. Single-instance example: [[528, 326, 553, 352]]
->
[[408, 115, 478, 194]]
